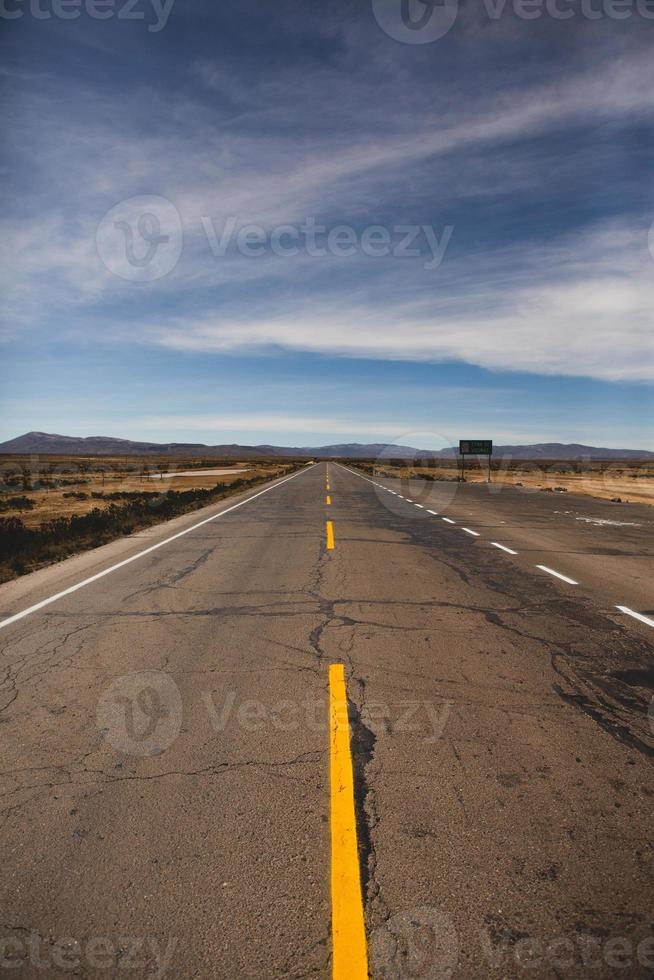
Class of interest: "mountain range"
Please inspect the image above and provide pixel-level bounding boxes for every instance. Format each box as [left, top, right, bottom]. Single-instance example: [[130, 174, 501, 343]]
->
[[0, 432, 652, 460]]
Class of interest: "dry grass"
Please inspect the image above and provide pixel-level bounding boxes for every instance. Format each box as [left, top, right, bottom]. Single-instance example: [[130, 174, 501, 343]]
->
[[0, 455, 289, 526]]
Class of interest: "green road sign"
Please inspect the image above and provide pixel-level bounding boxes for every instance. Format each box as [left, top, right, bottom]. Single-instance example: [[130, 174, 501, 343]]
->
[[459, 440, 492, 455]]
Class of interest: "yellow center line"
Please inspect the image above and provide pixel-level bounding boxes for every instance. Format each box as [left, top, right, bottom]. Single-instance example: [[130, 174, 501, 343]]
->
[[328, 664, 368, 979], [326, 495, 332, 505], [326, 520, 335, 549]]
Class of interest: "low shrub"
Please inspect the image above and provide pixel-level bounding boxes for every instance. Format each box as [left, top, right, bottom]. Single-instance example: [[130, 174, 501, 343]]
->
[[0, 495, 35, 512]]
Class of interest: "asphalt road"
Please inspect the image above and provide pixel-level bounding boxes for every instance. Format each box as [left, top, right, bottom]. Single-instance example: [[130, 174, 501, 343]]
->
[[1, 462, 652, 979]]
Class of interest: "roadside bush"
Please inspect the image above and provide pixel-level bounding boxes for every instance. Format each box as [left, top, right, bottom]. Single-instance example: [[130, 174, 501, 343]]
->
[[0, 495, 35, 512]]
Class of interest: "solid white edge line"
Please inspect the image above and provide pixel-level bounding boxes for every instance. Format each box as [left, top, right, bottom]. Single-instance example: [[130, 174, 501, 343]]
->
[[536, 565, 578, 585], [0, 464, 317, 631], [462, 528, 479, 536], [442, 517, 455, 524], [616, 606, 654, 628], [491, 542, 518, 555]]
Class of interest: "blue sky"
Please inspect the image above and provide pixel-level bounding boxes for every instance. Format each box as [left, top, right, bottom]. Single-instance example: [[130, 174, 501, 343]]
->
[[1, 0, 653, 449]]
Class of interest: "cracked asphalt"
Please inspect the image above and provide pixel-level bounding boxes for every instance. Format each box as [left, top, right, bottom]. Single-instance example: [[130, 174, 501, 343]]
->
[[0, 462, 652, 979]]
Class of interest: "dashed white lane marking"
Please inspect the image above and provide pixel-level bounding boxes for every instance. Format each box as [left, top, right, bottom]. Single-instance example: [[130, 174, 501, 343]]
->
[[462, 528, 479, 536], [406, 499, 413, 502], [415, 504, 424, 509], [492, 542, 518, 555], [536, 565, 578, 585], [615, 606, 654, 628], [0, 464, 317, 631], [340, 466, 652, 636]]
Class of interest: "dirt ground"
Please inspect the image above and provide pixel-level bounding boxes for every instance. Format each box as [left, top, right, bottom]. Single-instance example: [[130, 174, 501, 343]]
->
[[366, 459, 654, 506], [0, 455, 290, 527]]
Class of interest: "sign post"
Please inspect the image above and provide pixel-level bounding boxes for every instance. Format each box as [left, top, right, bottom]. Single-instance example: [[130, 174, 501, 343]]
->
[[459, 440, 493, 482]]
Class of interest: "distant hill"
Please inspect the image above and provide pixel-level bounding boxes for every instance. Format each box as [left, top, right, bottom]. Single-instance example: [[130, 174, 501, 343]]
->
[[0, 432, 267, 458], [0, 432, 652, 460]]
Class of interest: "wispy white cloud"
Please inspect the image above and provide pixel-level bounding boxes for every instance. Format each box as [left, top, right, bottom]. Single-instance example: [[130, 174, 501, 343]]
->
[[2, 38, 652, 389], [145, 222, 654, 382]]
